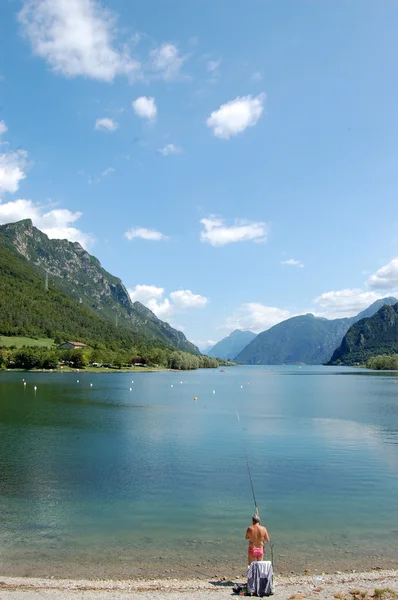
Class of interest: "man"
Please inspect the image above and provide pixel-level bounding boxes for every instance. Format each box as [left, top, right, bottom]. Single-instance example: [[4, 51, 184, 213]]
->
[[245, 513, 270, 565]]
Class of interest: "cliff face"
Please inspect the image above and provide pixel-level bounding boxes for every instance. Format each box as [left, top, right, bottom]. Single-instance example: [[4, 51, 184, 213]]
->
[[0, 220, 199, 353]]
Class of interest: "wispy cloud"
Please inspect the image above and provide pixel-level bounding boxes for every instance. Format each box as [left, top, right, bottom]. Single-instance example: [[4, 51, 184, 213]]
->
[[148, 43, 188, 81], [0, 121, 28, 196], [124, 227, 168, 241], [281, 258, 304, 268], [207, 59, 221, 73], [313, 288, 383, 319], [95, 117, 119, 132], [159, 143, 182, 156], [18, 0, 140, 82], [206, 93, 265, 139], [223, 302, 290, 334], [200, 216, 267, 246], [0, 120, 8, 136], [251, 71, 262, 82]]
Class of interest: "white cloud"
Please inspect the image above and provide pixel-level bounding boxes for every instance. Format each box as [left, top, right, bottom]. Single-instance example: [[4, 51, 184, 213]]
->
[[159, 143, 182, 156], [95, 117, 118, 132], [200, 216, 267, 246], [18, 0, 140, 82], [207, 59, 221, 72], [100, 167, 114, 177], [223, 303, 290, 334], [128, 285, 208, 322], [0, 121, 8, 136], [281, 258, 304, 268], [132, 96, 157, 121], [313, 288, 383, 318], [368, 258, 398, 290], [0, 149, 28, 195], [149, 43, 187, 80], [0, 199, 93, 248], [169, 290, 208, 310], [124, 227, 167, 241], [206, 93, 265, 139], [128, 284, 164, 304]]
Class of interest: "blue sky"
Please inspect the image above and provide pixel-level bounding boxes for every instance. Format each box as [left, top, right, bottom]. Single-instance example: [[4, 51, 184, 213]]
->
[[1, 0, 398, 349]]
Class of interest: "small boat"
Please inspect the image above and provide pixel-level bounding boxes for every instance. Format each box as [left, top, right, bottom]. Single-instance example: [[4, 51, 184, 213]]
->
[[220, 368, 226, 372]]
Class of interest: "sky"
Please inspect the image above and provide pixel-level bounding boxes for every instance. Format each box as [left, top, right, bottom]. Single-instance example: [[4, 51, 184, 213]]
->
[[1, 0, 398, 350]]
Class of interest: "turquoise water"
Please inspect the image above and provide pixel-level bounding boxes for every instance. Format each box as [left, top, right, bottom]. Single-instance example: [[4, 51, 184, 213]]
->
[[1, 366, 398, 578]]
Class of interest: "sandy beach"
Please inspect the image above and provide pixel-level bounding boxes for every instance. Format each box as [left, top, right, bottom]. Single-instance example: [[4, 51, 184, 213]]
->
[[0, 569, 398, 600]]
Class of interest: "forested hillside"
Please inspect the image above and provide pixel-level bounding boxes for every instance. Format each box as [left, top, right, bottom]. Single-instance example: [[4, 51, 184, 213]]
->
[[328, 303, 398, 365], [0, 220, 199, 354]]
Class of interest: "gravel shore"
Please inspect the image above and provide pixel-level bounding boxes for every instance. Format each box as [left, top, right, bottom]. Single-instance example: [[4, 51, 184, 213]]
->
[[0, 569, 397, 600]]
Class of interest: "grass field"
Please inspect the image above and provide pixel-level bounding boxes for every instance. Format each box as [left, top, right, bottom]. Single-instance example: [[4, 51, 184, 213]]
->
[[0, 336, 55, 348]]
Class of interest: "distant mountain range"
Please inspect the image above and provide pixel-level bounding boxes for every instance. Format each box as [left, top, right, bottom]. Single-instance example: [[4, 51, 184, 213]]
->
[[235, 297, 398, 365], [328, 303, 398, 365], [207, 329, 256, 360], [0, 220, 199, 353]]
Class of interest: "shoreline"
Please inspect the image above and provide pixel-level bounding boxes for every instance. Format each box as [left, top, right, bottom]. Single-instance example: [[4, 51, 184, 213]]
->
[[0, 569, 398, 599]]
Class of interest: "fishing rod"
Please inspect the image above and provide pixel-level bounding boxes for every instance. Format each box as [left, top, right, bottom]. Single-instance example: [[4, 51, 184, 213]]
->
[[236, 412, 259, 517], [237, 411, 275, 567]]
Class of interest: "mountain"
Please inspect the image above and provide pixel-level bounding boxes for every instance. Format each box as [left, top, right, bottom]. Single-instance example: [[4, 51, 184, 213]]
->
[[0, 220, 199, 353], [328, 303, 398, 365], [235, 297, 398, 365], [0, 241, 138, 348], [207, 329, 256, 360]]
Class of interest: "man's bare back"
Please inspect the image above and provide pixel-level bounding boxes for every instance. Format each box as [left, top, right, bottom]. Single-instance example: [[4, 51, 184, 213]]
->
[[245, 515, 270, 564]]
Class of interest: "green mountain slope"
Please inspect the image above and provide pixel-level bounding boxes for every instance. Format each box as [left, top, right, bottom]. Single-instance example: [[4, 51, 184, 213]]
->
[[235, 297, 398, 365], [208, 329, 256, 360], [327, 303, 398, 365], [0, 220, 199, 354], [0, 242, 141, 349]]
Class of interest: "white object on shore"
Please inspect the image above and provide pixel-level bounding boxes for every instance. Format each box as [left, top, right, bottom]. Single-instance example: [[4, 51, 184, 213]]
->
[[34, 386, 37, 391], [23, 382, 26, 386]]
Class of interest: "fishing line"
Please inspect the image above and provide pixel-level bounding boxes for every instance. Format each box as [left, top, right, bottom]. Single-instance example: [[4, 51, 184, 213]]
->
[[236, 412, 259, 517]]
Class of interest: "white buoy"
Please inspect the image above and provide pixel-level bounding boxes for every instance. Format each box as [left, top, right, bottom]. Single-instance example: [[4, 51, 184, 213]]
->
[[171, 384, 174, 388], [77, 380, 79, 383], [240, 385, 243, 389], [90, 383, 93, 387], [131, 381, 134, 384], [129, 387, 132, 391], [213, 390, 216, 394], [180, 381, 183, 384]]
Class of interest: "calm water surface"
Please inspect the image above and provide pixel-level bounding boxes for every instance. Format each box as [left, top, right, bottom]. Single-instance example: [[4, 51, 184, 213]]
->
[[0, 366, 397, 578]]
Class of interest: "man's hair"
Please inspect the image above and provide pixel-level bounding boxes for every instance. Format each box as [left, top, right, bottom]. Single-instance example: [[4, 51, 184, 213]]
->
[[252, 514, 260, 523]]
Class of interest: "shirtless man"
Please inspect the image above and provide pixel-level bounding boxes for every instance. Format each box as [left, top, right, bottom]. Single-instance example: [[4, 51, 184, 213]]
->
[[245, 514, 270, 565]]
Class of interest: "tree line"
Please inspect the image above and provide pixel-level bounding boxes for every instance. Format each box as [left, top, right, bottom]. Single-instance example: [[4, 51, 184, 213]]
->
[[366, 355, 398, 370], [0, 344, 232, 371]]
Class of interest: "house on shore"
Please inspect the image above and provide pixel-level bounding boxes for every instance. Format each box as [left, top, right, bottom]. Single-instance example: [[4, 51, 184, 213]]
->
[[58, 341, 89, 350]]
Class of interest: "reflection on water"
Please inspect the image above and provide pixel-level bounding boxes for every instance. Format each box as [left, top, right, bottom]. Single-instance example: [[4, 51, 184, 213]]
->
[[0, 366, 398, 577]]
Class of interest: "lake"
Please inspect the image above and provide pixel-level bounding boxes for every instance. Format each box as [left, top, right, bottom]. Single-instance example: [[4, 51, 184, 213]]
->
[[0, 366, 398, 579]]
